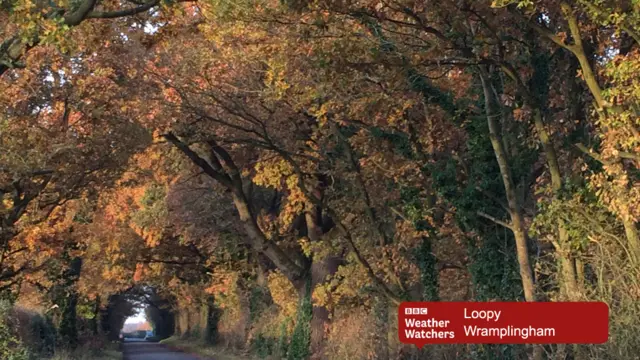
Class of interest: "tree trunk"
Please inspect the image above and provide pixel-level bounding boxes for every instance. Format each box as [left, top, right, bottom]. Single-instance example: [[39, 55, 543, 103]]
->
[[304, 192, 340, 359], [479, 68, 542, 360], [622, 215, 640, 262], [418, 237, 439, 301], [164, 133, 306, 285], [231, 188, 304, 283], [203, 295, 219, 344], [90, 296, 101, 336], [373, 296, 390, 360], [532, 109, 582, 301], [553, 5, 640, 262], [174, 311, 182, 337], [479, 68, 536, 302], [59, 291, 79, 349], [58, 256, 83, 349]]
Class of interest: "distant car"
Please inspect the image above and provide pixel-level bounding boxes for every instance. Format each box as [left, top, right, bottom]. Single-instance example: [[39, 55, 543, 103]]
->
[[144, 330, 154, 339]]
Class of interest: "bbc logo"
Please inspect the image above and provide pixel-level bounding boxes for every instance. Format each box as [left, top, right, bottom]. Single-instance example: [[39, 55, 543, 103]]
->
[[405, 307, 428, 315]]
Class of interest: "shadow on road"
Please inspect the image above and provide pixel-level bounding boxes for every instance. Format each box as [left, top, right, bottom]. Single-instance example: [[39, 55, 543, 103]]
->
[[121, 339, 204, 360], [123, 337, 161, 343]]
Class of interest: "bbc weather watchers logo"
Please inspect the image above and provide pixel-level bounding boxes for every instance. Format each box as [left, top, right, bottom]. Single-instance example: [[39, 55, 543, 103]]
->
[[405, 307, 428, 315]]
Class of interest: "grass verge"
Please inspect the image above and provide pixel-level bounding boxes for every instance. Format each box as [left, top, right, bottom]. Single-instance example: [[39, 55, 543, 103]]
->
[[50, 341, 122, 360]]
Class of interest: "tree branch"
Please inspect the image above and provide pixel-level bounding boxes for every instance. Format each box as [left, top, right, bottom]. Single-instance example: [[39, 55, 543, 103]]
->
[[162, 132, 233, 188], [64, 0, 99, 25], [575, 143, 610, 165], [276, 148, 404, 305], [208, 139, 242, 183], [512, 9, 577, 53], [0, 0, 187, 77], [87, 0, 159, 19], [477, 211, 513, 230]]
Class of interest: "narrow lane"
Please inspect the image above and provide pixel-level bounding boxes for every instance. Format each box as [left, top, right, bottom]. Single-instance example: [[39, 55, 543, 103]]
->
[[122, 339, 204, 360]]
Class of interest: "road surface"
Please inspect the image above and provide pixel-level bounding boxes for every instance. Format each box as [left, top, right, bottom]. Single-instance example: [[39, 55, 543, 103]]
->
[[122, 339, 203, 360]]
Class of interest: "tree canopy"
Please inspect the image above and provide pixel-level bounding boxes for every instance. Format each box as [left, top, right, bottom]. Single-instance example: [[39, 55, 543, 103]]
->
[[0, 0, 639, 359]]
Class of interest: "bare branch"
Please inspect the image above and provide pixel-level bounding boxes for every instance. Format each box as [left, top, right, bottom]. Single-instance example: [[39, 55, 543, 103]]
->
[[87, 0, 159, 19], [64, 0, 99, 25], [162, 132, 233, 188], [477, 211, 513, 230]]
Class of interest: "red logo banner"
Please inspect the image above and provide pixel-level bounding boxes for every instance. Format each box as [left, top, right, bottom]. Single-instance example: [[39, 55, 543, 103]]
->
[[398, 302, 608, 348]]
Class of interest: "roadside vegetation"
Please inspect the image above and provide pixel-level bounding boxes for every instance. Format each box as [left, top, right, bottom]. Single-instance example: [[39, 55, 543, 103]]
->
[[0, 300, 121, 360]]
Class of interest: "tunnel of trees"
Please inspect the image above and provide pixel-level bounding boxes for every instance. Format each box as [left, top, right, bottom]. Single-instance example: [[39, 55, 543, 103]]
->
[[100, 286, 177, 342], [0, 0, 639, 359]]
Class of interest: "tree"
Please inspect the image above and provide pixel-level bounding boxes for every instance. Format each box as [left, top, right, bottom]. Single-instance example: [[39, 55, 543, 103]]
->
[[1, 0, 638, 358], [0, 0, 193, 77], [0, 39, 151, 294]]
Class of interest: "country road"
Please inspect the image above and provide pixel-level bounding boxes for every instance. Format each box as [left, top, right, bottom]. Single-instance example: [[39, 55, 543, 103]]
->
[[122, 339, 204, 360]]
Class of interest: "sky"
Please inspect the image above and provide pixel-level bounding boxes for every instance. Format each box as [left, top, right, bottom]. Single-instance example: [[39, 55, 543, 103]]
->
[[124, 308, 147, 324]]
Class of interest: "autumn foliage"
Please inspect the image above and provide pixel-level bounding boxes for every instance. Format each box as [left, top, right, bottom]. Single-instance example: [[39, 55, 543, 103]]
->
[[0, 0, 639, 359]]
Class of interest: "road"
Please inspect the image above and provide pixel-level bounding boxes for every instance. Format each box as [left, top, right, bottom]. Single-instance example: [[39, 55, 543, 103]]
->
[[122, 339, 204, 360]]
